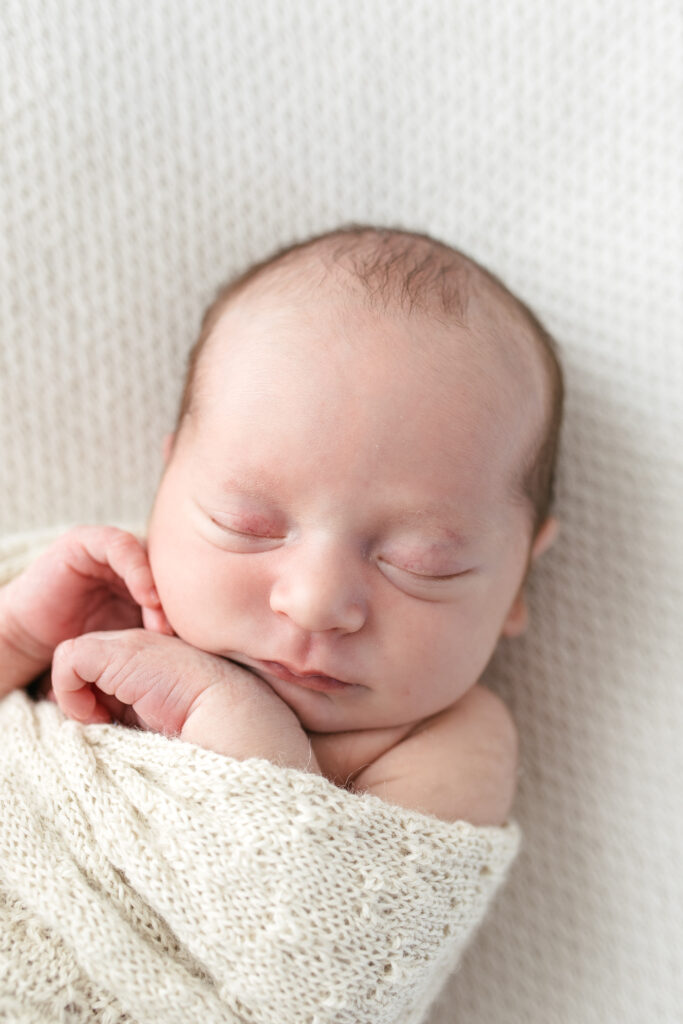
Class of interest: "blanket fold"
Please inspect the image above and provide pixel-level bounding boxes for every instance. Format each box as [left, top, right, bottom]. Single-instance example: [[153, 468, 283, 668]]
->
[[0, 530, 521, 1024]]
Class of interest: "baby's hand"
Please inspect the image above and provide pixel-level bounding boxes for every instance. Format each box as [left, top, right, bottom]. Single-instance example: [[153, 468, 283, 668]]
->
[[0, 526, 173, 689], [50, 630, 316, 769]]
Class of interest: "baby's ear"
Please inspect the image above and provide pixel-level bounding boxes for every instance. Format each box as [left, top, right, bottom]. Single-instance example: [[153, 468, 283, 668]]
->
[[529, 516, 560, 561], [162, 432, 176, 464], [501, 517, 560, 638]]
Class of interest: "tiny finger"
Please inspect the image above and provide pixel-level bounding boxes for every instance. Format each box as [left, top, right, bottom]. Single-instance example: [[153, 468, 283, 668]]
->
[[56, 677, 111, 724], [142, 605, 175, 635], [76, 528, 161, 610], [52, 637, 114, 723]]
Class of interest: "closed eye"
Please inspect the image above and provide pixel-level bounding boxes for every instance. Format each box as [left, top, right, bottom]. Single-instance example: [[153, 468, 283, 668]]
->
[[378, 558, 473, 582], [399, 567, 472, 581], [209, 517, 285, 540]]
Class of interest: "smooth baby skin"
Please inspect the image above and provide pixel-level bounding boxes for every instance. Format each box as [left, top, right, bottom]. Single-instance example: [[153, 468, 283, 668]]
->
[[0, 271, 558, 824], [148, 294, 543, 736], [143, 285, 557, 822]]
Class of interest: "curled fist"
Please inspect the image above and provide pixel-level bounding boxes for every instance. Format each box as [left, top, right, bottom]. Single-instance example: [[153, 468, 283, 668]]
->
[[50, 629, 317, 770]]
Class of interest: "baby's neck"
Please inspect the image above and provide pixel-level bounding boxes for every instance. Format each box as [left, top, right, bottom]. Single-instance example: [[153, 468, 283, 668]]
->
[[306, 718, 423, 788]]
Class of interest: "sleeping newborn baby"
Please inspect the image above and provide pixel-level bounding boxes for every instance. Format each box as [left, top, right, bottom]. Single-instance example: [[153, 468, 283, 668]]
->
[[0, 225, 563, 826]]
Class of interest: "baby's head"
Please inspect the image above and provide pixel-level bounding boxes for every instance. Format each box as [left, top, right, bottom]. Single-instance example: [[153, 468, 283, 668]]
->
[[147, 226, 563, 734]]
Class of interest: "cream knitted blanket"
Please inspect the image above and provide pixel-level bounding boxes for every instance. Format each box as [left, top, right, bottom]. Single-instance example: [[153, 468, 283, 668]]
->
[[0, 532, 521, 1024]]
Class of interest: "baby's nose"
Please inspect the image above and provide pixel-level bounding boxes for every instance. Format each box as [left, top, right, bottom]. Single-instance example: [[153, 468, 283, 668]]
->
[[269, 541, 367, 634]]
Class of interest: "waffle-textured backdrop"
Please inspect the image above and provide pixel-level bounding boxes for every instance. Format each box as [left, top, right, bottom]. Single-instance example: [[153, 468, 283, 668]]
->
[[1, 2, 682, 1021]]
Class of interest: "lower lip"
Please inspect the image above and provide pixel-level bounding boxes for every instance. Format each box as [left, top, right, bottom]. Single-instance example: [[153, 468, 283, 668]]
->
[[257, 660, 354, 693]]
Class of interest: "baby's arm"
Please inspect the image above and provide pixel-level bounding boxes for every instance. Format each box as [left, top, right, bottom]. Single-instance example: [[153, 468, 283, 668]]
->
[[0, 596, 49, 696], [51, 629, 321, 774]]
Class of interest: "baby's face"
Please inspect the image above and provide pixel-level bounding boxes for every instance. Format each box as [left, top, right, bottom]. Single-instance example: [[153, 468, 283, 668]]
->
[[147, 288, 545, 734]]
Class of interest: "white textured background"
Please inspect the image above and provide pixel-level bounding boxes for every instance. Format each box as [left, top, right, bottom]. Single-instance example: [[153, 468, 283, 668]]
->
[[1, 2, 682, 1022]]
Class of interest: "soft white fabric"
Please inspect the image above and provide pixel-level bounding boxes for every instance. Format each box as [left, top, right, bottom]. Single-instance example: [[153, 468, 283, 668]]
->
[[1, 2, 682, 1021], [0, 535, 520, 1024]]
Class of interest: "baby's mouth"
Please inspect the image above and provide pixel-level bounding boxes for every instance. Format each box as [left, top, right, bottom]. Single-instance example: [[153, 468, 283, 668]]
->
[[245, 658, 356, 693]]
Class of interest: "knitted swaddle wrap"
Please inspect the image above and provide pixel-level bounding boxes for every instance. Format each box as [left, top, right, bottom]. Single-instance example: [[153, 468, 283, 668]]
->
[[0, 532, 521, 1023]]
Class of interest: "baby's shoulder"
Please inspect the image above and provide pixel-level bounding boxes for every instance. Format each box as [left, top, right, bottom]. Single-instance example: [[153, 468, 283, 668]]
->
[[351, 685, 519, 825]]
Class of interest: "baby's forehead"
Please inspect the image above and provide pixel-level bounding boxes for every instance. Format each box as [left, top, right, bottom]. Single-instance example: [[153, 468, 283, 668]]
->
[[198, 281, 542, 477], [207, 262, 546, 407], [194, 237, 551, 452]]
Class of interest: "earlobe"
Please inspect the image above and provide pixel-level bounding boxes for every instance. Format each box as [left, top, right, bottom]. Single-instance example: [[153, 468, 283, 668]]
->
[[162, 432, 176, 465], [531, 516, 560, 562], [501, 516, 560, 639], [501, 590, 529, 638]]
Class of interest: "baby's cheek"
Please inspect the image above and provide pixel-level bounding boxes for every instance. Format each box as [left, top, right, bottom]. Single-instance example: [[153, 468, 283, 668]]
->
[[148, 530, 271, 654], [152, 563, 234, 653], [147, 544, 207, 640], [156, 582, 217, 650]]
